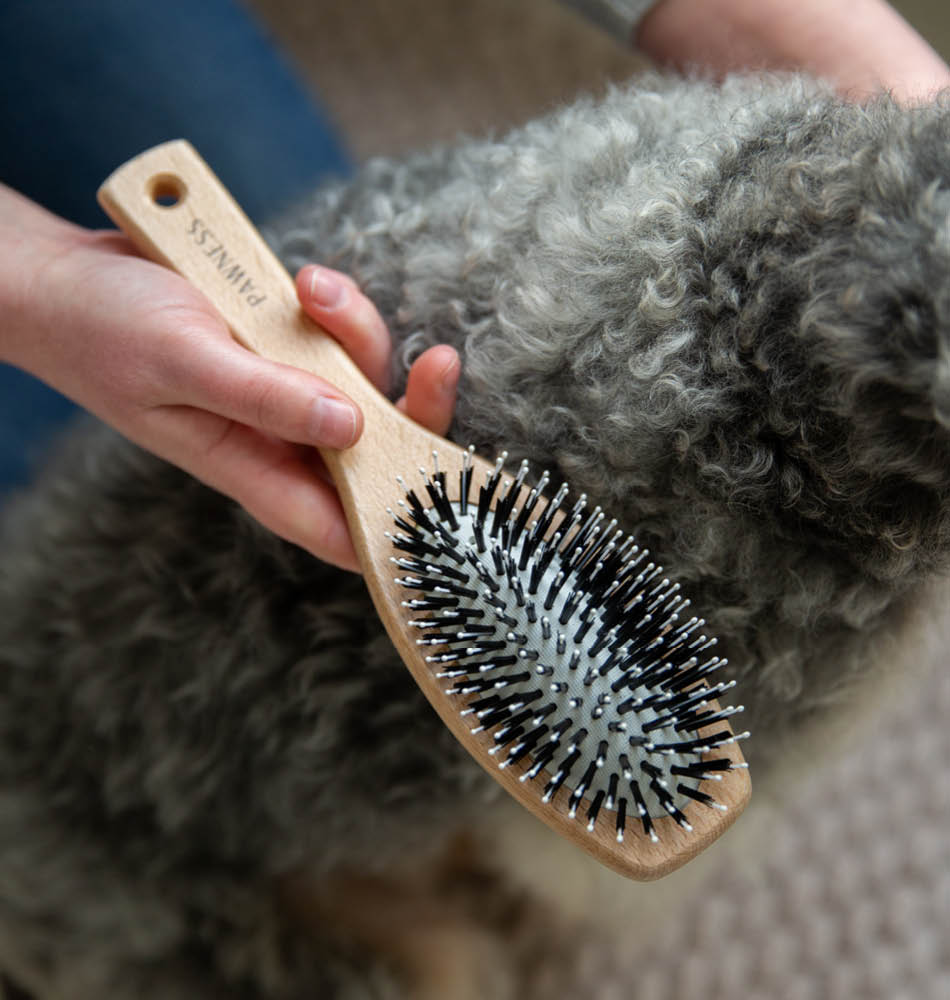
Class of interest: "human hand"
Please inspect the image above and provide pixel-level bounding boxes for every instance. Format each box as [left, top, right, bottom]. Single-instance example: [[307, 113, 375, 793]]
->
[[637, 0, 950, 105], [0, 185, 460, 572]]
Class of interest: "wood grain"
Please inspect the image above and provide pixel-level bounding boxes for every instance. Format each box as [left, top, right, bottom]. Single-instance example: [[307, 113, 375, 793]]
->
[[98, 140, 750, 880]]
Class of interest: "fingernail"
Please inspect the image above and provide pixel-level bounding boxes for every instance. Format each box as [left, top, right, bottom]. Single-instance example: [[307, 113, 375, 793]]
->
[[307, 266, 345, 308], [439, 354, 461, 393], [311, 396, 359, 448]]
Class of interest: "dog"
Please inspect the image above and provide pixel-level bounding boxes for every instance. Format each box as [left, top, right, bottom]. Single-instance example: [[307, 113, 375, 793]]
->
[[2, 73, 949, 998]]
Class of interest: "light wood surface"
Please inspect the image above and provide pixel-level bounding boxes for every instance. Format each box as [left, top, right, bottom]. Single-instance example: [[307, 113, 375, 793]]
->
[[97, 140, 749, 880]]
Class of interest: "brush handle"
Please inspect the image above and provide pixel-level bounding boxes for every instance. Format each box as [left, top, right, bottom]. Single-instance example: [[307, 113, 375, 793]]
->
[[98, 141, 374, 408]]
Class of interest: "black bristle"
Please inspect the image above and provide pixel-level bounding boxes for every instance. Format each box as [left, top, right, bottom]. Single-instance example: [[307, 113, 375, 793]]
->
[[567, 727, 589, 748], [492, 723, 526, 751], [678, 705, 742, 732], [424, 470, 458, 531], [560, 506, 603, 568], [668, 656, 724, 691], [650, 730, 735, 754], [451, 669, 532, 695], [641, 712, 679, 734], [425, 607, 484, 624], [404, 488, 436, 529], [494, 707, 537, 740], [491, 545, 505, 577], [459, 447, 473, 517], [473, 655, 520, 673], [403, 595, 459, 611], [490, 470, 522, 539], [402, 576, 479, 600], [586, 789, 606, 830], [458, 624, 496, 637], [471, 689, 541, 720], [524, 740, 558, 780], [569, 760, 599, 817], [491, 604, 518, 628], [630, 780, 656, 841], [465, 548, 500, 591], [542, 746, 581, 803], [473, 518, 486, 553], [677, 783, 719, 809], [616, 796, 627, 842], [607, 772, 619, 809], [586, 622, 617, 659], [477, 460, 503, 525], [478, 701, 531, 732], [526, 541, 547, 592], [543, 571, 565, 612], [652, 780, 692, 830], [466, 693, 503, 715], [557, 587, 581, 626], [390, 513, 421, 537], [502, 724, 549, 768], [532, 482, 569, 541], [550, 717, 573, 740], [670, 758, 733, 780], [640, 760, 665, 782], [571, 605, 596, 644], [532, 701, 558, 723]]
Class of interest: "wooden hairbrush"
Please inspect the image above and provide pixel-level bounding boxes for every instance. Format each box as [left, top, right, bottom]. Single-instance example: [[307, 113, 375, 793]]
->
[[98, 140, 750, 880]]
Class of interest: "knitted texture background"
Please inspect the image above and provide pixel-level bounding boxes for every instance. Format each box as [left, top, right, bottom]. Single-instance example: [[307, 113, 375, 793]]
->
[[621, 661, 950, 1000]]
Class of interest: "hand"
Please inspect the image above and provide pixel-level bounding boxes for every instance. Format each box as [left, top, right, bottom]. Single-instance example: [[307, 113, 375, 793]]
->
[[0, 185, 460, 572], [637, 0, 950, 105]]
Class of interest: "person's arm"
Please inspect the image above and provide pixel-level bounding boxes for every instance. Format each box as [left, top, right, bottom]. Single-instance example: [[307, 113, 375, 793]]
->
[[635, 0, 950, 103], [0, 183, 459, 572]]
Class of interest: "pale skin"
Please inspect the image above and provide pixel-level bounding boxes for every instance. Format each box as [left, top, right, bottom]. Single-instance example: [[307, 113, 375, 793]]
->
[[2, 1, 946, 576], [0, 183, 460, 573], [636, 0, 950, 104]]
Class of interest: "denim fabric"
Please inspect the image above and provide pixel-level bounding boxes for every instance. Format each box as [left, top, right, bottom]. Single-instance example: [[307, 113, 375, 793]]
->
[[0, 0, 351, 493]]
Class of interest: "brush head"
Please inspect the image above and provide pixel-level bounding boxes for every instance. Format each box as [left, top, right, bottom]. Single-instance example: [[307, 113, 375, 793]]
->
[[389, 449, 749, 874]]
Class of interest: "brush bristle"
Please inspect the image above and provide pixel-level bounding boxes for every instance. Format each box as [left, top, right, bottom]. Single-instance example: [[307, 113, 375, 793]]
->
[[388, 450, 747, 843]]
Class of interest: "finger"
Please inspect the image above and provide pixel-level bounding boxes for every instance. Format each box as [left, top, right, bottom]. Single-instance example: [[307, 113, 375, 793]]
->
[[161, 333, 363, 451], [396, 345, 461, 437], [295, 264, 392, 393], [140, 404, 361, 572]]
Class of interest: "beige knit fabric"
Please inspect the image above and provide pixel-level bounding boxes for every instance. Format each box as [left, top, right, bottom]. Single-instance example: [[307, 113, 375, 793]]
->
[[622, 661, 950, 1000], [254, 0, 644, 159]]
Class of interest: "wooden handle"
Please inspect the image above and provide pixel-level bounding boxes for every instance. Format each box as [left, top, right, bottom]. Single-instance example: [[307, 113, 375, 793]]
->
[[98, 141, 377, 408]]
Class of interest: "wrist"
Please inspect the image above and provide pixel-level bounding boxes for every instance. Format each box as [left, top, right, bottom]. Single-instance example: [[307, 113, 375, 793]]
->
[[559, 0, 660, 44], [0, 187, 91, 371]]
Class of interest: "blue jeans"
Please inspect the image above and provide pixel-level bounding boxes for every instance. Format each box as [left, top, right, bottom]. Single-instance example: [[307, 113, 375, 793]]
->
[[0, 0, 351, 493]]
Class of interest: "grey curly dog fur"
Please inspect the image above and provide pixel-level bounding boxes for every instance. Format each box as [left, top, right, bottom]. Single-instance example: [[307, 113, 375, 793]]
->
[[2, 73, 950, 998]]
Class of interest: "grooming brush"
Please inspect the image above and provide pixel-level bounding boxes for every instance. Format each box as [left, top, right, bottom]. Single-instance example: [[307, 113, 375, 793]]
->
[[98, 140, 750, 880]]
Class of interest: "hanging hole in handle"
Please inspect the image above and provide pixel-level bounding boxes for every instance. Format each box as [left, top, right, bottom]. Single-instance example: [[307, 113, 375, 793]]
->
[[148, 173, 186, 208]]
